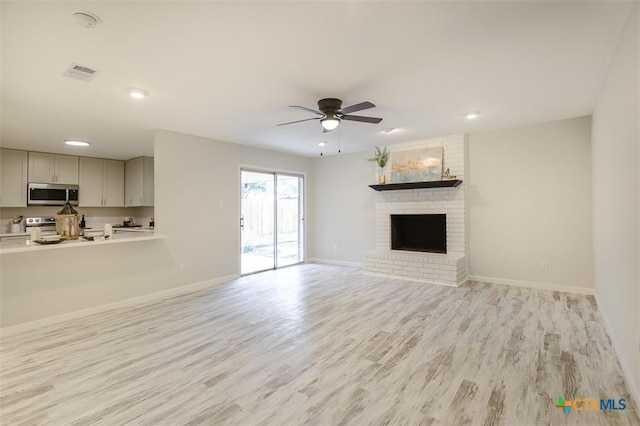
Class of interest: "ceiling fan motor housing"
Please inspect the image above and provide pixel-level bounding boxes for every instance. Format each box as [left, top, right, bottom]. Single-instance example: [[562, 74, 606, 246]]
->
[[318, 98, 343, 113]]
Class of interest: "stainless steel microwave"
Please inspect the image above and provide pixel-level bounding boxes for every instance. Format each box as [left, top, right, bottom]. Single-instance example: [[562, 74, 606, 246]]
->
[[27, 183, 79, 206]]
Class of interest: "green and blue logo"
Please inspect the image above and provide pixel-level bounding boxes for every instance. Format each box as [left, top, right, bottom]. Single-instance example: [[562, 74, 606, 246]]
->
[[555, 396, 626, 415]]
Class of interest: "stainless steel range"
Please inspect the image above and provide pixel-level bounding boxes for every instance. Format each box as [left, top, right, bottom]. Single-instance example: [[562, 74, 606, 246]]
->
[[25, 216, 57, 235]]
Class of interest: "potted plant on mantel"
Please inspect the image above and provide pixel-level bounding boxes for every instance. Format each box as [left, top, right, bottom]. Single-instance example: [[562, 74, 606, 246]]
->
[[368, 146, 390, 184]]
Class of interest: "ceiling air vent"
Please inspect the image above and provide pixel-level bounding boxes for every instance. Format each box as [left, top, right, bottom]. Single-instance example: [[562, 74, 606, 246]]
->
[[63, 63, 99, 81]]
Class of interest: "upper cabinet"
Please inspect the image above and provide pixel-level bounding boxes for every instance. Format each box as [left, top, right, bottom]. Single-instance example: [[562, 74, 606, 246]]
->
[[0, 149, 28, 207], [79, 157, 125, 207], [55, 155, 79, 184], [2, 149, 150, 209], [125, 156, 154, 207], [104, 160, 125, 207], [28, 152, 78, 184]]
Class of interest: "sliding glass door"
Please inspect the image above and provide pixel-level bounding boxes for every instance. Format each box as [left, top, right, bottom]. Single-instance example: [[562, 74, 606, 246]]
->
[[241, 170, 304, 275], [276, 174, 304, 268], [241, 171, 275, 274]]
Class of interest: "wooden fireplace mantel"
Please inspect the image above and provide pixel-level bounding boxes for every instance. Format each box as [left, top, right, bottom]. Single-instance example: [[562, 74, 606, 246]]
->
[[368, 180, 462, 191]]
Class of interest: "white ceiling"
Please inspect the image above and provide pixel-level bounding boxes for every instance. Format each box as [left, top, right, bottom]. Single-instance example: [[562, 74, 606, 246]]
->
[[0, 1, 633, 159]]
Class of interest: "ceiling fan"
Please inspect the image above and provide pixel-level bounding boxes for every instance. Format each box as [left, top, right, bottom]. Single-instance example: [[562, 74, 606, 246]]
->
[[277, 98, 382, 133]]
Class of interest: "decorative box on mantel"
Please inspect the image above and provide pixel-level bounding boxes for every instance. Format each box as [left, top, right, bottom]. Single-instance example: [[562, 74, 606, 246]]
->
[[364, 134, 468, 287]]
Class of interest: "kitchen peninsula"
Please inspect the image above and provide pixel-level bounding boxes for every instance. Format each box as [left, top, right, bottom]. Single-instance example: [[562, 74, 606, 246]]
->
[[0, 230, 164, 254]]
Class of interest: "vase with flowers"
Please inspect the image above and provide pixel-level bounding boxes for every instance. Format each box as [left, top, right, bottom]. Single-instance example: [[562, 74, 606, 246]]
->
[[368, 146, 390, 184]]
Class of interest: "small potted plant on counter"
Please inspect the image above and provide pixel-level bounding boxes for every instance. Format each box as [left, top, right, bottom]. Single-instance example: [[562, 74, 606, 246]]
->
[[368, 146, 390, 184]]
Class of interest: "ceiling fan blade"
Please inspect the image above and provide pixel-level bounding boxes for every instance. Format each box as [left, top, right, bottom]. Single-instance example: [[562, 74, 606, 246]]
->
[[289, 105, 323, 116], [277, 117, 321, 126], [341, 114, 383, 124], [340, 101, 375, 114]]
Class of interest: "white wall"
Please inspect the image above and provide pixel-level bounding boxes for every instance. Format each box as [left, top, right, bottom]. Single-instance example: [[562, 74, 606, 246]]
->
[[466, 116, 594, 292], [309, 150, 375, 264], [0, 130, 312, 327], [591, 4, 639, 401], [154, 130, 313, 280], [312, 119, 595, 290]]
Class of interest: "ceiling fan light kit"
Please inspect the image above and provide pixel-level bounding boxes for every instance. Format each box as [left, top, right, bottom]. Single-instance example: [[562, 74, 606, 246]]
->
[[321, 114, 340, 131], [278, 97, 382, 133]]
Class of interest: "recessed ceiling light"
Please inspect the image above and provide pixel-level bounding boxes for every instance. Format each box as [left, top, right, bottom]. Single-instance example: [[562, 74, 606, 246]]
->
[[466, 111, 482, 119], [383, 128, 398, 134], [318, 141, 327, 147], [73, 10, 99, 29], [129, 88, 149, 99], [65, 140, 90, 147]]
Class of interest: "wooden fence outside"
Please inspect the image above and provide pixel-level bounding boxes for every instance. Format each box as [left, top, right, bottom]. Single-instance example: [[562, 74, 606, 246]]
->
[[243, 196, 299, 235]]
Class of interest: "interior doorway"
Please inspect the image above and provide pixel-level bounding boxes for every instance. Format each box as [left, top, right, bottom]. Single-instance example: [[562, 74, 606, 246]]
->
[[240, 170, 304, 275]]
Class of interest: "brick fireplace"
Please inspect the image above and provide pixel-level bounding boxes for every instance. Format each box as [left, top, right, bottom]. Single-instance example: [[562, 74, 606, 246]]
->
[[363, 134, 467, 286]]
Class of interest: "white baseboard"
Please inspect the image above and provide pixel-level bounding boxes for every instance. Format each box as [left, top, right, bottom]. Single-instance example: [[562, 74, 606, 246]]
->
[[306, 258, 363, 268], [467, 275, 595, 295], [0, 274, 240, 337], [594, 293, 640, 411]]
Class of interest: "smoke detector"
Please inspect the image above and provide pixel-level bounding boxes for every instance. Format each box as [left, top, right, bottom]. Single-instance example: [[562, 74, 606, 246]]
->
[[63, 63, 100, 82], [73, 10, 99, 28]]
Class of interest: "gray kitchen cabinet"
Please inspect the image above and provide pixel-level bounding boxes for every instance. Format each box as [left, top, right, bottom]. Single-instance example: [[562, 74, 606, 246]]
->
[[0, 148, 28, 207], [79, 157, 102, 206], [103, 160, 125, 206], [27, 152, 52, 183], [79, 157, 124, 207], [125, 156, 153, 207], [28, 152, 78, 184]]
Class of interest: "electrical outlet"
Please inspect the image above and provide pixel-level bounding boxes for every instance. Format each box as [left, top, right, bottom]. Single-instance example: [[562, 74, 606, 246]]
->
[[540, 260, 548, 270], [179, 263, 185, 273], [333, 244, 338, 252]]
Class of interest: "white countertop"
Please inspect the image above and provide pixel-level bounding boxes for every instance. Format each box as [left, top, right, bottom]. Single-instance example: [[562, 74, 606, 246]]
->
[[0, 232, 29, 238], [0, 232, 166, 254]]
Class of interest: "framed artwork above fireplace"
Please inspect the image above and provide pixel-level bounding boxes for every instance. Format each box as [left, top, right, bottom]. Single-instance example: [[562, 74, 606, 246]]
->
[[389, 146, 443, 183]]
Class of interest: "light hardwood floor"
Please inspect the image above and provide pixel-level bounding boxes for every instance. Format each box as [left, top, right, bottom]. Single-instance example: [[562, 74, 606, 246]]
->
[[1, 264, 638, 425]]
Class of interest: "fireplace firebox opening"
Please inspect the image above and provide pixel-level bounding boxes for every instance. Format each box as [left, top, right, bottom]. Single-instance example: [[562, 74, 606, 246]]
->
[[390, 214, 446, 254]]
